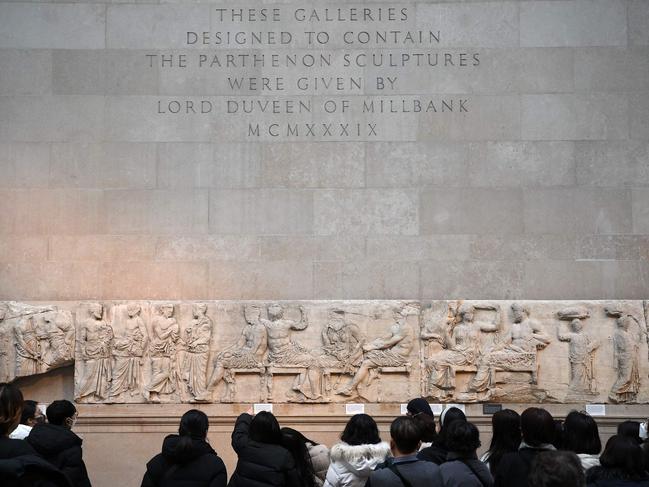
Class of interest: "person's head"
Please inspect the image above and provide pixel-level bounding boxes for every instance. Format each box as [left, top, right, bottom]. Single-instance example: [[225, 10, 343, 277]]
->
[[20, 400, 44, 427], [599, 435, 647, 479], [458, 304, 474, 323], [563, 411, 601, 455], [406, 398, 437, 443], [244, 305, 261, 325], [528, 451, 585, 487], [437, 407, 467, 449], [569, 318, 583, 333], [159, 303, 174, 318], [389, 416, 421, 455], [126, 303, 141, 317], [268, 304, 283, 321], [616, 316, 631, 331], [192, 303, 207, 318], [341, 414, 381, 446], [281, 427, 318, 446], [281, 427, 316, 487], [445, 420, 481, 458], [618, 420, 642, 444], [489, 409, 521, 452], [0, 382, 23, 437], [521, 407, 555, 447], [511, 303, 529, 323], [179, 409, 208, 440], [89, 303, 103, 319], [46, 400, 77, 429], [250, 411, 282, 444]]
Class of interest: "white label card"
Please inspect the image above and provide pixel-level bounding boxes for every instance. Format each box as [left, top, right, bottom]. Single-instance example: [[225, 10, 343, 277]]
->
[[429, 404, 444, 415], [585, 404, 606, 416], [346, 403, 365, 415], [253, 403, 273, 414], [400, 404, 409, 415]]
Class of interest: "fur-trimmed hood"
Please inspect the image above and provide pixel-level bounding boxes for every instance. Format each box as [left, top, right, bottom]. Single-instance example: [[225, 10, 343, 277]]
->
[[329, 441, 390, 476]]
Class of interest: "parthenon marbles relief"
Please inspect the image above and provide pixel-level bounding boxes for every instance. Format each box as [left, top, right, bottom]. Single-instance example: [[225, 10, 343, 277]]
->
[[1, 300, 647, 405]]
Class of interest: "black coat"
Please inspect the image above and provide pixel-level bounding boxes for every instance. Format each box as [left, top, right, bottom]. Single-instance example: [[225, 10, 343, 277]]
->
[[417, 444, 449, 465], [141, 435, 227, 487], [227, 413, 301, 487], [26, 423, 92, 487], [586, 466, 649, 487], [494, 448, 548, 487], [0, 436, 71, 487]]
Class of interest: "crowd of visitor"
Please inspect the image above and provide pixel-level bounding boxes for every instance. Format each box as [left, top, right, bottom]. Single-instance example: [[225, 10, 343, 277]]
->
[[2, 382, 649, 487]]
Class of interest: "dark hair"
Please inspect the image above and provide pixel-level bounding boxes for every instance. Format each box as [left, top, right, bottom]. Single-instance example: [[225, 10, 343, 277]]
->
[[390, 416, 421, 454], [521, 408, 554, 447], [529, 451, 585, 487], [485, 409, 521, 474], [46, 400, 76, 426], [618, 421, 642, 444], [281, 427, 318, 446], [341, 414, 381, 446], [552, 420, 564, 450], [20, 400, 38, 425], [445, 420, 481, 458], [281, 427, 316, 487], [598, 435, 647, 480], [250, 411, 282, 445], [407, 398, 436, 443], [175, 409, 209, 459], [0, 382, 23, 436], [563, 411, 601, 455], [437, 407, 467, 449]]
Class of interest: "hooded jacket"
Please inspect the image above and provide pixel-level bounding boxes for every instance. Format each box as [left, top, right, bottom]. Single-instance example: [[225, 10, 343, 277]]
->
[[578, 453, 601, 471], [586, 466, 649, 487], [141, 435, 227, 487], [0, 453, 72, 487], [493, 443, 555, 487], [322, 441, 391, 487], [307, 443, 330, 486], [26, 423, 91, 487], [227, 413, 301, 487], [440, 453, 494, 487]]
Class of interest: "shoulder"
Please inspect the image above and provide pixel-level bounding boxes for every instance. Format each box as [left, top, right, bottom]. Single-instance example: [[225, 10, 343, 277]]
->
[[330, 442, 390, 463]]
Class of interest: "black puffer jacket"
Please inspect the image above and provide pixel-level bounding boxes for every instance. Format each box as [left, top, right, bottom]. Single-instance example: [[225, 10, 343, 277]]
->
[[227, 413, 301, 487], [417, 443, 449, 465], [141, 435, 227, 487], [586, 466, 649, 487], [26, 423, 92, 487], [0, 453, 72, 487]]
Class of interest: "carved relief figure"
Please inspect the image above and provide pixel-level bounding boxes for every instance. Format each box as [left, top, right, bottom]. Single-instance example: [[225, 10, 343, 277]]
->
[[14, 315, 41, 376], [144, 304, 180, 402], [0, 304, 8, 381], [182, 303, 212, 401], [609, 315, 641, 403], [262, 303, 323, 401], [319, 308, 364, 370], [558, 318, 599, 397], [37, 312, 75, 369], [77, 303, 114, 400], [337, 307, 413, 397], [111, 304, 148, 397], [207, 305, 267, 398]]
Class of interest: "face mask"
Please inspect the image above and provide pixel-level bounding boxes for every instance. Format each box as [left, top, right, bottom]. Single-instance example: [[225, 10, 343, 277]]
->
[[640, 422, 648, 440]]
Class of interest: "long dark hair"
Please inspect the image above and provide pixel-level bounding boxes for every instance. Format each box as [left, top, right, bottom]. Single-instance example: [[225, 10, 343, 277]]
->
[[485, 409, 521, 473], [446, 421, 481, 459], [175, 409, 209, 459], [341, 414, 381, 446], [437, 407, 467, 450], [281, 427, 316, 487], [618, 421, 642, 444], [563, 411, 601, 455], [0, 382, 23, 437], [250, 411, 282, 445], [597, 435, 648, 481]]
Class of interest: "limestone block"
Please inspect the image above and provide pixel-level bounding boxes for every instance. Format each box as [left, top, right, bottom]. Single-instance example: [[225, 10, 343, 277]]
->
[[523, 188, 633, 235], [0, 263, 101, 301], [103, 190, 209, 235], [0, 96, 105, 142], [630, 1, 649, 46], [314, 189, 418, 236], [209, 189, 313, 235], [0, 189, 103, 235], [0, 4, 106, 49], [0, 237, 48, 262], [520, 0, 627, 47], [259, 236, 366, 262], [50, 143, 157, 189], [366, 235, 471, 262], [415, 2, 519, 47], [599, 261, 649, 300], [0, 50, 51, 95], [576, 141, 649, 187], [365, 142, 470, 187], [208, 262, 314, 299], [0, 143, 50, 188], [419, 188, 524, 235], [516, 48, 575, 93], [156, 236, 260, 261], [522, 261, 605, 299], [260, 143, 365, 188], [157, 143, 262, 189], [420, 262, 525, 300], [630, 93, 649, 140], [522, 94, 628, 141], [575, 48, 649, 92], [49, 236, 157, 262], [469, 235, 576, 261], [633, 189, 649, 234], [576, 235, 649, 261], [52, 50, 159, 95]]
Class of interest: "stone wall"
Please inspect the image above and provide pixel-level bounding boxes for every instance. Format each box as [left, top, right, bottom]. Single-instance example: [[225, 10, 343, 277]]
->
[[0, 0, 647, 302]]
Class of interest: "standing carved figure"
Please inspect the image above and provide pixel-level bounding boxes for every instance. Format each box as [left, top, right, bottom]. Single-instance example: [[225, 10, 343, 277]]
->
[[144, 304, 180, 402], [77, 303, 114, 400], [182, 303, 212, 401], [609, 315, 640, 403], [337, 307, 413, 397], [207, 305, 267, 396], [38, 312, 75, 369], [262, 303, 323, 401], [14, 315, 41, 376], [111, 304, 148, 397], [319, 308, 364, 369], [558, 318, 599, 397]]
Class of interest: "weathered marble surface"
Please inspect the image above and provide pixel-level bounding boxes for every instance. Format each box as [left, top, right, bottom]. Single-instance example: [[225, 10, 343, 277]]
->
[[1, 300, 647, 404]]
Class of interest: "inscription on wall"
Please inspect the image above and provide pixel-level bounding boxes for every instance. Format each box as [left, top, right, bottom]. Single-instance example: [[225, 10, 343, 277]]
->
[[148, 6, 480, 140]]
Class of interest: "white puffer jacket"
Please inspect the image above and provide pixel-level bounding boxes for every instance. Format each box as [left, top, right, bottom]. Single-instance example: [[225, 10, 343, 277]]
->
[[323, 441, 391, 487]]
